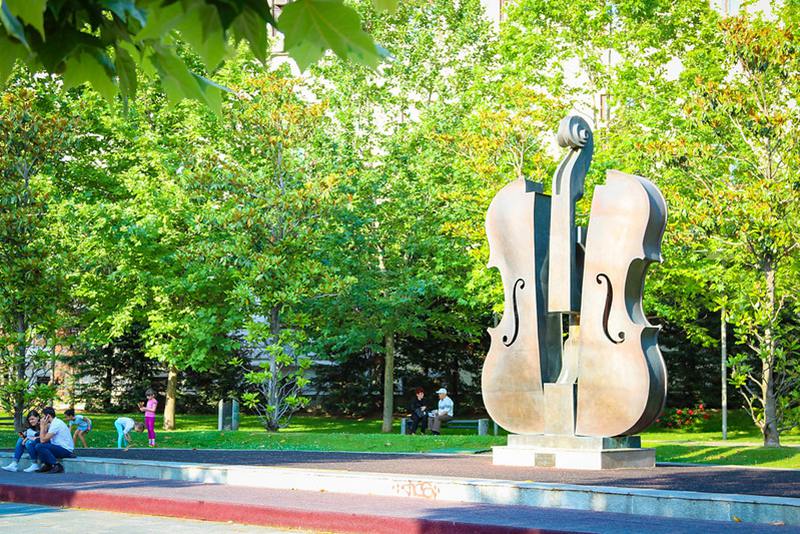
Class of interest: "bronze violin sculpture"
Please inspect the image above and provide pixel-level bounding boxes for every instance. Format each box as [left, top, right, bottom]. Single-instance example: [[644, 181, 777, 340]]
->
[[482, 115, 667, 439]]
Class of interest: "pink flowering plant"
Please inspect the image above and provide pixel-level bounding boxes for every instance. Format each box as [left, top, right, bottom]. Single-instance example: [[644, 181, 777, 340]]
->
[[656, 402, 710, 429]]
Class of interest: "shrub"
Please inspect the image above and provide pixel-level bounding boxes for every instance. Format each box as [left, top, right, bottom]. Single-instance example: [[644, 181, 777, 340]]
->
[[657, 402, 709, 429]]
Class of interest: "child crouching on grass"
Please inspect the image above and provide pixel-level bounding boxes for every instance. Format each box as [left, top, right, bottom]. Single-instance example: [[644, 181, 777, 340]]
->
[[114, 416, 144, 450], [65, 408, 92, 448]]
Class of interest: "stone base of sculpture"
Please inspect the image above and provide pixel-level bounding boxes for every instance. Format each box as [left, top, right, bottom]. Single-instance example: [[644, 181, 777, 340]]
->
[[492, 434, 655, 470]]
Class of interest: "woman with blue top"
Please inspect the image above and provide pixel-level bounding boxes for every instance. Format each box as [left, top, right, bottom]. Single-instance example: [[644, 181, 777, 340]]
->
[[2, 410, 42, 472]]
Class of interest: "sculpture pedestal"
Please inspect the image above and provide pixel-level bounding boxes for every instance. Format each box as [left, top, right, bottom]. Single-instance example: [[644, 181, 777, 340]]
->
[[492, 434, 654, 470]]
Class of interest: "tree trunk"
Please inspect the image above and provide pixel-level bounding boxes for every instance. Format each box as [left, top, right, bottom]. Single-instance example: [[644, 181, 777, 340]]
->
[[104, 365, 114, 412], [762, 261, 780, 447], [163, 364, 178, 430], [14, 313, 26, 432], [381, 333, 395, 433], [721, 305, 727, 441], [268, 305, 281, 432]]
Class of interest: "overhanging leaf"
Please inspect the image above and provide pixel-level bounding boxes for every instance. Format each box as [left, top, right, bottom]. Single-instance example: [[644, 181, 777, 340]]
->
[[62, 51, 118, 102], [101, 0, 147, 27], [279, 0, 381, 71], [242, 0, 272, 21], [135, 1, 184, 42], [231, 6, 268, 64], [115, 44, 138, 98], [176, 2, 227, 70], [6, 0, 45, 38], [284, 38, 323, 72], [150, 47, 224, 115], [0, 1, 28, 48], [0, 34, 24, 83], [151, 47, 204, 100]]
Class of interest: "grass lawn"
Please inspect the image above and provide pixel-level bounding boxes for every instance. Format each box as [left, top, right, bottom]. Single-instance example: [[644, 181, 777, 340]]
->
[[642, 409, 800, 445], [2, 409, 799, 468], [642, 409, 800, 468], [0, 413, 505, 454]]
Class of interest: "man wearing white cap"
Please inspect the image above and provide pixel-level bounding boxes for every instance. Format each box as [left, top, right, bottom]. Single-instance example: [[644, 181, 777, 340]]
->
[[428, 388, 454, 435]]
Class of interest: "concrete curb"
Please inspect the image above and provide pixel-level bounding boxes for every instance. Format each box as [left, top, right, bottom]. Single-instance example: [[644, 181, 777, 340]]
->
[[0, 483, 569, 534], [2, 452, 798, 527]]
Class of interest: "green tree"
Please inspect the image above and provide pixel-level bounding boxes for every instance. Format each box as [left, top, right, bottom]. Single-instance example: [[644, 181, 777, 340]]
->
[[676, 11, 800, 447], [308, 0, 494, 431], [57, 76, 244, 429], [193, 63, 342, 430], [57, 44, 347, 430], [0, 74, 75, 429], [66, 322, 162, 412], [584, 5, 800, 446]]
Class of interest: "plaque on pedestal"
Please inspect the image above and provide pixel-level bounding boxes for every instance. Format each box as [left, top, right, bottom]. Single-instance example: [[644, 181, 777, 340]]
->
[[492, 434, 654, 470]]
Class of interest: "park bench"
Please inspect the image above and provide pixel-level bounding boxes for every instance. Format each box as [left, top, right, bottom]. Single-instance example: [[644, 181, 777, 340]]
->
[[400, 417, 497, 436]]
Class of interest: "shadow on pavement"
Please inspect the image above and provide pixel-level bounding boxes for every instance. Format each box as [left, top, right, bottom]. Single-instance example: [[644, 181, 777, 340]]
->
[[0, 502, 65, 519]]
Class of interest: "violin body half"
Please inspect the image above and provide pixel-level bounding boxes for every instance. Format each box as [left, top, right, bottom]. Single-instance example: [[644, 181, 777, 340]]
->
[[482, 179, 562, 435], [575, 170, 668, 437]]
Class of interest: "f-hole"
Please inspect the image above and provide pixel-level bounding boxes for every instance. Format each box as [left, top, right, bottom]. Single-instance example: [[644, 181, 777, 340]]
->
[[503, 278, 525, 347], [596, 273, 625, 344]]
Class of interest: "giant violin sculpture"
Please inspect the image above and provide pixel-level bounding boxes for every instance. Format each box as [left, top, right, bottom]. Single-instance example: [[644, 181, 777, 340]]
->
[[482, 115, 667, 440]]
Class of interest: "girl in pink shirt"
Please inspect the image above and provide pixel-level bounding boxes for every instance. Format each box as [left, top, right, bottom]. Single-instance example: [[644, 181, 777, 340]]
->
[[139, 388, 158, 447]]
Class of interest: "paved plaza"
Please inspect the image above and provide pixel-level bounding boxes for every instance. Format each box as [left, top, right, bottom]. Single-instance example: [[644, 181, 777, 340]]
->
[[0, 469, 795, 533], [1, 448, 799, 532]]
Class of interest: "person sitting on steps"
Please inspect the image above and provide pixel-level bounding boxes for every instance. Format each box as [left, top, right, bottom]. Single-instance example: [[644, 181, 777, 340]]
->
[[34, 407, 76, 474], [428, 388, 454, 435], [2, 410, 42, 473]]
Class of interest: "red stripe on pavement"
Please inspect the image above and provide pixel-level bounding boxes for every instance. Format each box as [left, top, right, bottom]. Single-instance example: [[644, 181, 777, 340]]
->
[[0, 483, 578, 534]]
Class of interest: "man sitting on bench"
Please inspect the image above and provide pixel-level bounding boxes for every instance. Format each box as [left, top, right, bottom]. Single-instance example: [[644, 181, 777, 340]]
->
[[428, 388, 454, 435]]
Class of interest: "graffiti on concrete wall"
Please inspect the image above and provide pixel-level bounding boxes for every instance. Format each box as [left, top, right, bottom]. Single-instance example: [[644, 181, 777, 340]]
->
[[392, 480, 440, 499]]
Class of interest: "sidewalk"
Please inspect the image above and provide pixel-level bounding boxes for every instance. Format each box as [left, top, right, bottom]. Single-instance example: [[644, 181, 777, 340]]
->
[[0, 470, 794, 533], [0, 502, 304, 533]]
